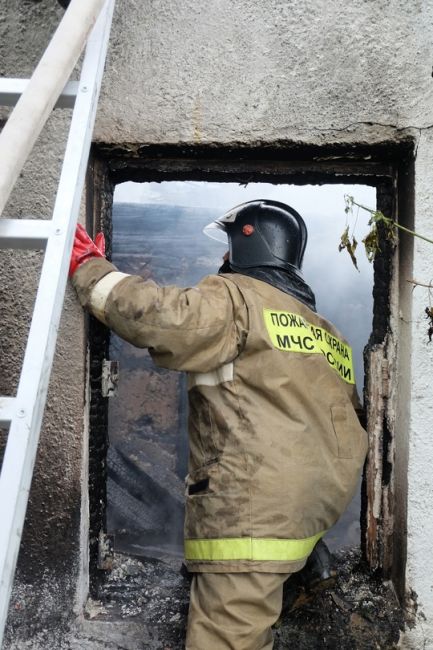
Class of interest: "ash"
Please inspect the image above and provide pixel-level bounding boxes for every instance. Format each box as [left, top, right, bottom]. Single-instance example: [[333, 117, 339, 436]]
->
[[80, 548, 404, 649], [91, 552, 190, 648], [6, 548, 404, 649], [100, 556, 183, 621], [275, 548, 404, 649]]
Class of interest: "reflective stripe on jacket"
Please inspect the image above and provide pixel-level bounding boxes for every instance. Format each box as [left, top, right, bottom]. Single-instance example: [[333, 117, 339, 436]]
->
[[73, 259, 367, 574]]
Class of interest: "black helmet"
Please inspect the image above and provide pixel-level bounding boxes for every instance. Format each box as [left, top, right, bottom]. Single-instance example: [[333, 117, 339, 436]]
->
[[204, 199, 308, 275]]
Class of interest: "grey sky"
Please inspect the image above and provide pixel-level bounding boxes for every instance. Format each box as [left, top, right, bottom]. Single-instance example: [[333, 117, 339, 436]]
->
[[114, 180, 375, 300], [113, 181, 375, 276], [114, 180, 375, 221]]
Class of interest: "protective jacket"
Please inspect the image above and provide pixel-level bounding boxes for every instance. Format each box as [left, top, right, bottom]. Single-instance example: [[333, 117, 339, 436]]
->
[[73, 258, 367, 574]]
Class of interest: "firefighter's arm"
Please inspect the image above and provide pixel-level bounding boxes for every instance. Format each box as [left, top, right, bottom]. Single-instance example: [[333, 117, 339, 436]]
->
[[70, 227, 248, 373]]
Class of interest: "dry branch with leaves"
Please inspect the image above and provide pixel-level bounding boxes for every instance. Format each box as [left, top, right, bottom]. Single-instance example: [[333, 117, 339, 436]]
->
[[340, 195, 433, 342]]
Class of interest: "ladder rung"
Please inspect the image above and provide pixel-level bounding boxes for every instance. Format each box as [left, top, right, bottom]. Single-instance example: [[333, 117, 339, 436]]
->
[[0, 79, 79, 109], [0, 219, 53, 249], [0, 398, 16, 427]]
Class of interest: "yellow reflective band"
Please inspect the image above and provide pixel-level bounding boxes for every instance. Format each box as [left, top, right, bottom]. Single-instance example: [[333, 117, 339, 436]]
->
[[184, 532, 324, 562], [263, 309, 355, 385]]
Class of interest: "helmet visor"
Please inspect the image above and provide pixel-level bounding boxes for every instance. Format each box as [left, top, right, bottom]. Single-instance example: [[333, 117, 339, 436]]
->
[[203, 221, 228, 244]]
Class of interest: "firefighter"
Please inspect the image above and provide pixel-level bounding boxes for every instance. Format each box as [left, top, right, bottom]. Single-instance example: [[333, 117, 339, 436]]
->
[[70, 199, 367, 650]]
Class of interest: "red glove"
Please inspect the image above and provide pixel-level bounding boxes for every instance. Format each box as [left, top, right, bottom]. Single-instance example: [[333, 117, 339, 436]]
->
[[69, 224, 106, 277]]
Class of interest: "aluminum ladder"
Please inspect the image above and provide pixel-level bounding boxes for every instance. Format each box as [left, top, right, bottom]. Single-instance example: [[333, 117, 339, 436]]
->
[[0, 0, 115, 644]]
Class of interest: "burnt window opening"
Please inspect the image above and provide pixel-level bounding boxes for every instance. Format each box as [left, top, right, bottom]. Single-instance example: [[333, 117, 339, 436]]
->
[[85, 143, 413, 616], [106, 180, 375, 567]]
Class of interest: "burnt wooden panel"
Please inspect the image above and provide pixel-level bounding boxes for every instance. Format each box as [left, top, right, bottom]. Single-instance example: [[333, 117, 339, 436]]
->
[[362, 179, 397, 578]]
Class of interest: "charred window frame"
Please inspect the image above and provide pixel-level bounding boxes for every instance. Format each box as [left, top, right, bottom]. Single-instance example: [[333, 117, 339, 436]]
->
[[85, 140, 415, 601]]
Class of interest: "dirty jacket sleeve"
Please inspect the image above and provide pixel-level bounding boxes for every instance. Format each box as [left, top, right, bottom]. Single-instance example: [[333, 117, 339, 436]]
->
[[72, 258, 249, 373]]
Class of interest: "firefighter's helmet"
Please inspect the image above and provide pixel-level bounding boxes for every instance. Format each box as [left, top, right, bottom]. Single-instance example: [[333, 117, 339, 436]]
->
[[204, 199, 308, 274]]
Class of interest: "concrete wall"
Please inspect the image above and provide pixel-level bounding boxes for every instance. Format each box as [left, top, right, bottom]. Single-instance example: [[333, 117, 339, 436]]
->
[[402, 131, 433, 649], [1, 0, 433, 647], [96, 1, 433, 145]]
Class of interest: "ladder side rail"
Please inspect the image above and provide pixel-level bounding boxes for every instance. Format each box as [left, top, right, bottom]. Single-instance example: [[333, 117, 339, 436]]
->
[[0, 0, 106, 217], [0, 2, 115, 644]]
